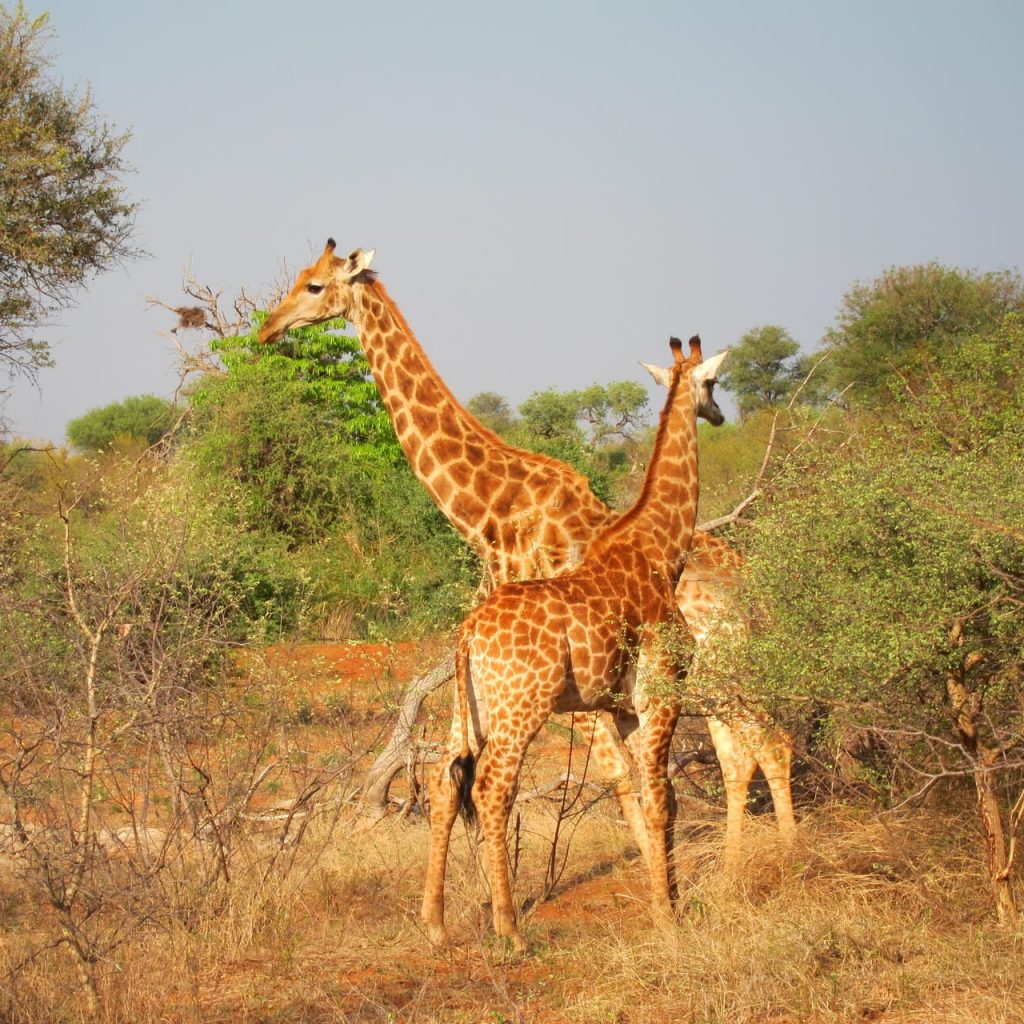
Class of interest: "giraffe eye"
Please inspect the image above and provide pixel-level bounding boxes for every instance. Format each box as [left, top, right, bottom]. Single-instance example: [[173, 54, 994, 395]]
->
[[306, 284, 323, 295]]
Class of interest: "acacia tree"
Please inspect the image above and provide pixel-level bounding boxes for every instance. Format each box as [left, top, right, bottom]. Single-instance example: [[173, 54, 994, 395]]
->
[[718, 325, 804, 418], [734, 315, 1024, 924], [514, 380, 649, 445], [0, 5, 138, 381], [820, 262, 1024, 401]]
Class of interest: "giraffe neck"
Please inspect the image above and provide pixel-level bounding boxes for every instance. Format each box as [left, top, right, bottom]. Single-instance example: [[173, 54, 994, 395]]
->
[[589, 367, 699, 581], [351, 280, 498, 521], [349, 280, 609, 568]]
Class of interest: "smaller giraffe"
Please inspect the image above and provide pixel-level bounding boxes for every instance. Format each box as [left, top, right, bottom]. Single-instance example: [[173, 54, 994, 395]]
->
[[642, 362, 796, 867], [422, 337, 727, 951]]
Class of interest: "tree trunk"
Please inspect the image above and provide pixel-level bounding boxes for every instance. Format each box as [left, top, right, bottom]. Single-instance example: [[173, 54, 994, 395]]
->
[[945, 624, 1019, 926], [971, 745, 1019, 926], [356, 651, 455, 827]]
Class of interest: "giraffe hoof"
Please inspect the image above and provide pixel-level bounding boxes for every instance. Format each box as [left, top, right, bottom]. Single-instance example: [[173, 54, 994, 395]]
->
[[424, 921, 450, 948], [491, 924, 529, 955], [651, 903, 677, 934]]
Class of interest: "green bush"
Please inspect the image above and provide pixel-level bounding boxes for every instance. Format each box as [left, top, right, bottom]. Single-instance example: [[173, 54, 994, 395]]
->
[[701, 316, 1022, 846], [66, 395, 176, 451], [184, 315, 477, 639]]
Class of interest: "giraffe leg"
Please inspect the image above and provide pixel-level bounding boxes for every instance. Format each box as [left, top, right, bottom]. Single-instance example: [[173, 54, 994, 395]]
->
[[757, 727, 796, 840], [421, 735, 464, 947], [707, 717, 757, 873], [665, 755, 679, 901], [575, 712, 649, 864], [473, 739, 530, 953], [619, 704, 680, 928]]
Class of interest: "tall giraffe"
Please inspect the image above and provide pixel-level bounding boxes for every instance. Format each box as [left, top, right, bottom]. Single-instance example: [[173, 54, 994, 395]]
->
[[423, 336, 722, 950], [259, 240, 794, 862]]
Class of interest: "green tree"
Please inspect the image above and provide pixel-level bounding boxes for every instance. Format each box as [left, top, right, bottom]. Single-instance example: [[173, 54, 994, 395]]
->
[[465, 391, 514, 434], [517, 387, 583, 441], [188, 315, 398, 541], [574, 380, 650, 445], [736, 314, 1024, 923], [66, 394, 175, 451], [187, 315, 476, 637], [719, 325, 804, 418], [0, 5, 138, 381], [468, 380, 651, 450], [821, 262, 1024, 401]]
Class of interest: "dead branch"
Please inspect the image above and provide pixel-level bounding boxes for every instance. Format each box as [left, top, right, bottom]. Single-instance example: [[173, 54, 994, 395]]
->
[[697, 353, 841, 533], [356, 650, 456, 828], [147, 271, 268, 391]]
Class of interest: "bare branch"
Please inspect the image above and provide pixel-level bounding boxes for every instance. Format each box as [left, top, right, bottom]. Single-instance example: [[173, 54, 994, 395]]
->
[[698, 354, 843, 533]]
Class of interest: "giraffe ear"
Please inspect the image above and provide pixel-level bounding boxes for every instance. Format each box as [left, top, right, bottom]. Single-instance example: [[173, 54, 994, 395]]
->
[[640, 361, 673, 388], [342, 248, 375, 278], [693, 349, 729, 382]]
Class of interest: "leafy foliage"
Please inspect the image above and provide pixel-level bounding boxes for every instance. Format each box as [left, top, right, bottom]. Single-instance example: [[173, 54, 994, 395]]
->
[[0, 4, 138, 379], [735, 315, 1024, 795], [66, 395, 175, 451], [719, 325, 805, 418], [188, 315, 398, 541], [516, 380, 650, 445], [186, 315, 477, 637], [694, 416, 773, 522], [821, 263, 1024, 402]]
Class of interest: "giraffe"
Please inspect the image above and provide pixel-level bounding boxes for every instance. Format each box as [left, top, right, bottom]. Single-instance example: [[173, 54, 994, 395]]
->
[[422, 336, 723, 950], [258, 241, 612, 586], [258, 239, 794, 864], [673, 532, 795, 866]]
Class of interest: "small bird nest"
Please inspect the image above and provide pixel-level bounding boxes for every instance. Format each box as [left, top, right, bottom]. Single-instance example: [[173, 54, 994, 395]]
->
[[172, 306, 207, 331]]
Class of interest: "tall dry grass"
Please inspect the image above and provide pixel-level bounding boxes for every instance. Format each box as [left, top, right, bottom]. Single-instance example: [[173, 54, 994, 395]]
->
[[3, 785, 1021, 1023]]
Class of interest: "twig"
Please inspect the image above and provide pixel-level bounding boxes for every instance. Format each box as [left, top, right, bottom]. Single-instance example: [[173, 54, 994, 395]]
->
[[697, 353, 841, 533]]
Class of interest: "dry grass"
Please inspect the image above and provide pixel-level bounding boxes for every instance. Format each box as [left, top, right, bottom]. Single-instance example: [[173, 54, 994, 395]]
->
[[3, 791, 1021, 1024], [1, 650, 1020, 1022]]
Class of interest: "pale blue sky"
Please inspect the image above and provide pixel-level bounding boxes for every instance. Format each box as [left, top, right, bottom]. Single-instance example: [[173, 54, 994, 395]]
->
[[5, 0, 1023, 442]]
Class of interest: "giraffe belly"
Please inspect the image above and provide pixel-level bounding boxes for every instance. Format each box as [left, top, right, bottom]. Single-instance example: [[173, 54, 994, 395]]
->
[[556, 630, 635, 714]]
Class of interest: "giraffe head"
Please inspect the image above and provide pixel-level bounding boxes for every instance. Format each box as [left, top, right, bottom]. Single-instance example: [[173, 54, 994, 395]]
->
[[644, 336, 729, 425], [258, 239, 375, 344]]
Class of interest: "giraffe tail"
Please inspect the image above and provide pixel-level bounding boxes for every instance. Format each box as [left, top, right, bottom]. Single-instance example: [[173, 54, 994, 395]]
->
[[449, 627, 477, 825]]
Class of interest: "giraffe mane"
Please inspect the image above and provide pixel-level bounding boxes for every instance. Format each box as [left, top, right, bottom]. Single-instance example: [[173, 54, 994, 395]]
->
[[595, 343, 688, 542]]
